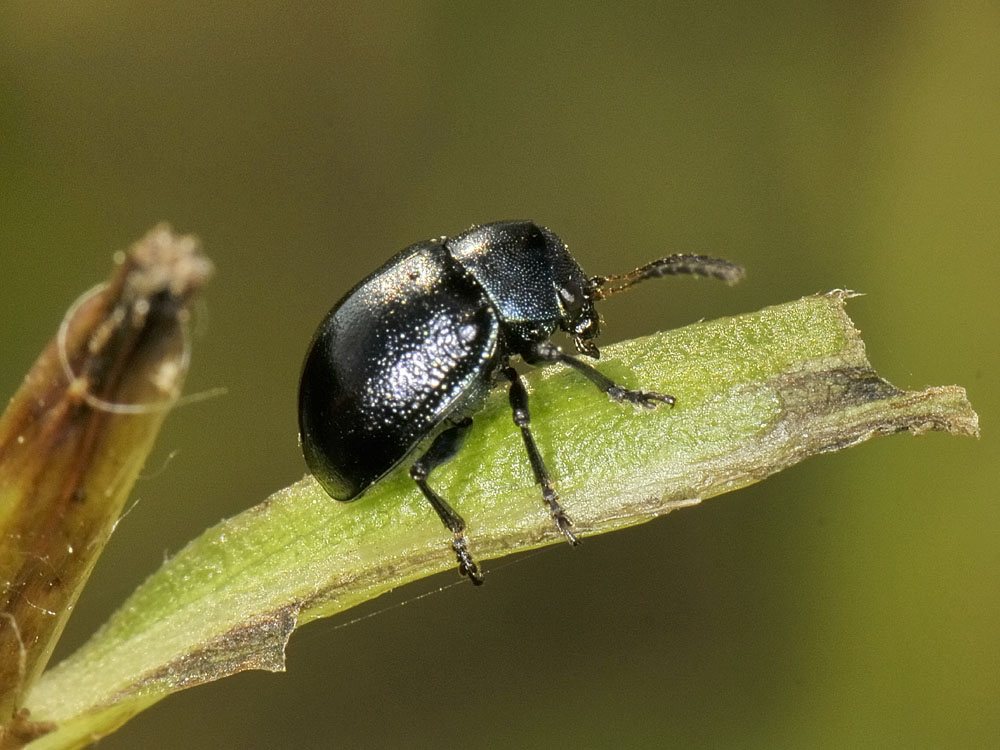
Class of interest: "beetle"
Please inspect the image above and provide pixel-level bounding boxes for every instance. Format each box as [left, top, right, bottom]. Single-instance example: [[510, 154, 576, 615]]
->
[[298, 220, 743, 584]]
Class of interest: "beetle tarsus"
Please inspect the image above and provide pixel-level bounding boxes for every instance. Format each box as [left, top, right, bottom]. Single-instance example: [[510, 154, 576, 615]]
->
[[539, 480, 578, 545], [452, 535, 484, 585], [607, 385, 676, 409], [552, 508, 579, 545]]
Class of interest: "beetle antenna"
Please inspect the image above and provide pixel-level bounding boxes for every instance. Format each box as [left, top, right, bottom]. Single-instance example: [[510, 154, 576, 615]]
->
[[590, 254, 744, 300]]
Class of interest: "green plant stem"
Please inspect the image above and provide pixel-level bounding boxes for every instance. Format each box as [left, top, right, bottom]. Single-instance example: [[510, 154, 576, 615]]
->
[[23, 291, 978, 749]]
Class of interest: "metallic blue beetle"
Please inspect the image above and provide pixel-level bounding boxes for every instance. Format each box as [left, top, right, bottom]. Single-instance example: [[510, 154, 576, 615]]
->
[[298, 220, 742, 583]]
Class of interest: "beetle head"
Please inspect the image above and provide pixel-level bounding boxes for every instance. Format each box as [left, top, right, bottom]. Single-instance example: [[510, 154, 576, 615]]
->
[[557, 278, 601, 359], [541, 235, 602, 358]]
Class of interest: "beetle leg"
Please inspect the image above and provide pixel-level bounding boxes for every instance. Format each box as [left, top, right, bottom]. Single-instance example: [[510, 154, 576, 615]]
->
[[527, 340, 675, 409], [503, 365, 579, 546], [409, 418, 483, 585]]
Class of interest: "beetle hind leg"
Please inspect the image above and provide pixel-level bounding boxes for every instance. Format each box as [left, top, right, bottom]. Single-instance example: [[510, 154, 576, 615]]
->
[[504, 366, 579, 546], [410, 418, 484, 585]]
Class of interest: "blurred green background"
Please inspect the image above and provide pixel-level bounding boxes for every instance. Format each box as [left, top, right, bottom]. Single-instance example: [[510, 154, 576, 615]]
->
[[2, 3, 997, 748]]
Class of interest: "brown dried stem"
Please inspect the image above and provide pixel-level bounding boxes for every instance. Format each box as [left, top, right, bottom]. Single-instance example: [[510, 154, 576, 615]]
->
[[0, 225, 212, 732]]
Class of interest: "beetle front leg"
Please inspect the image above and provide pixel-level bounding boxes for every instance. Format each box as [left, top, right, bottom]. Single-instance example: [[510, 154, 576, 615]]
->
[[503, 365, 579, 545], [526, 341, 675, 409], [409, 418, 483, 585]]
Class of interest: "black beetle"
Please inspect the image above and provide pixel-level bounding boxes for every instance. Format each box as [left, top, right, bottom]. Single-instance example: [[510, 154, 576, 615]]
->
[[298, 220, 742, 584]]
